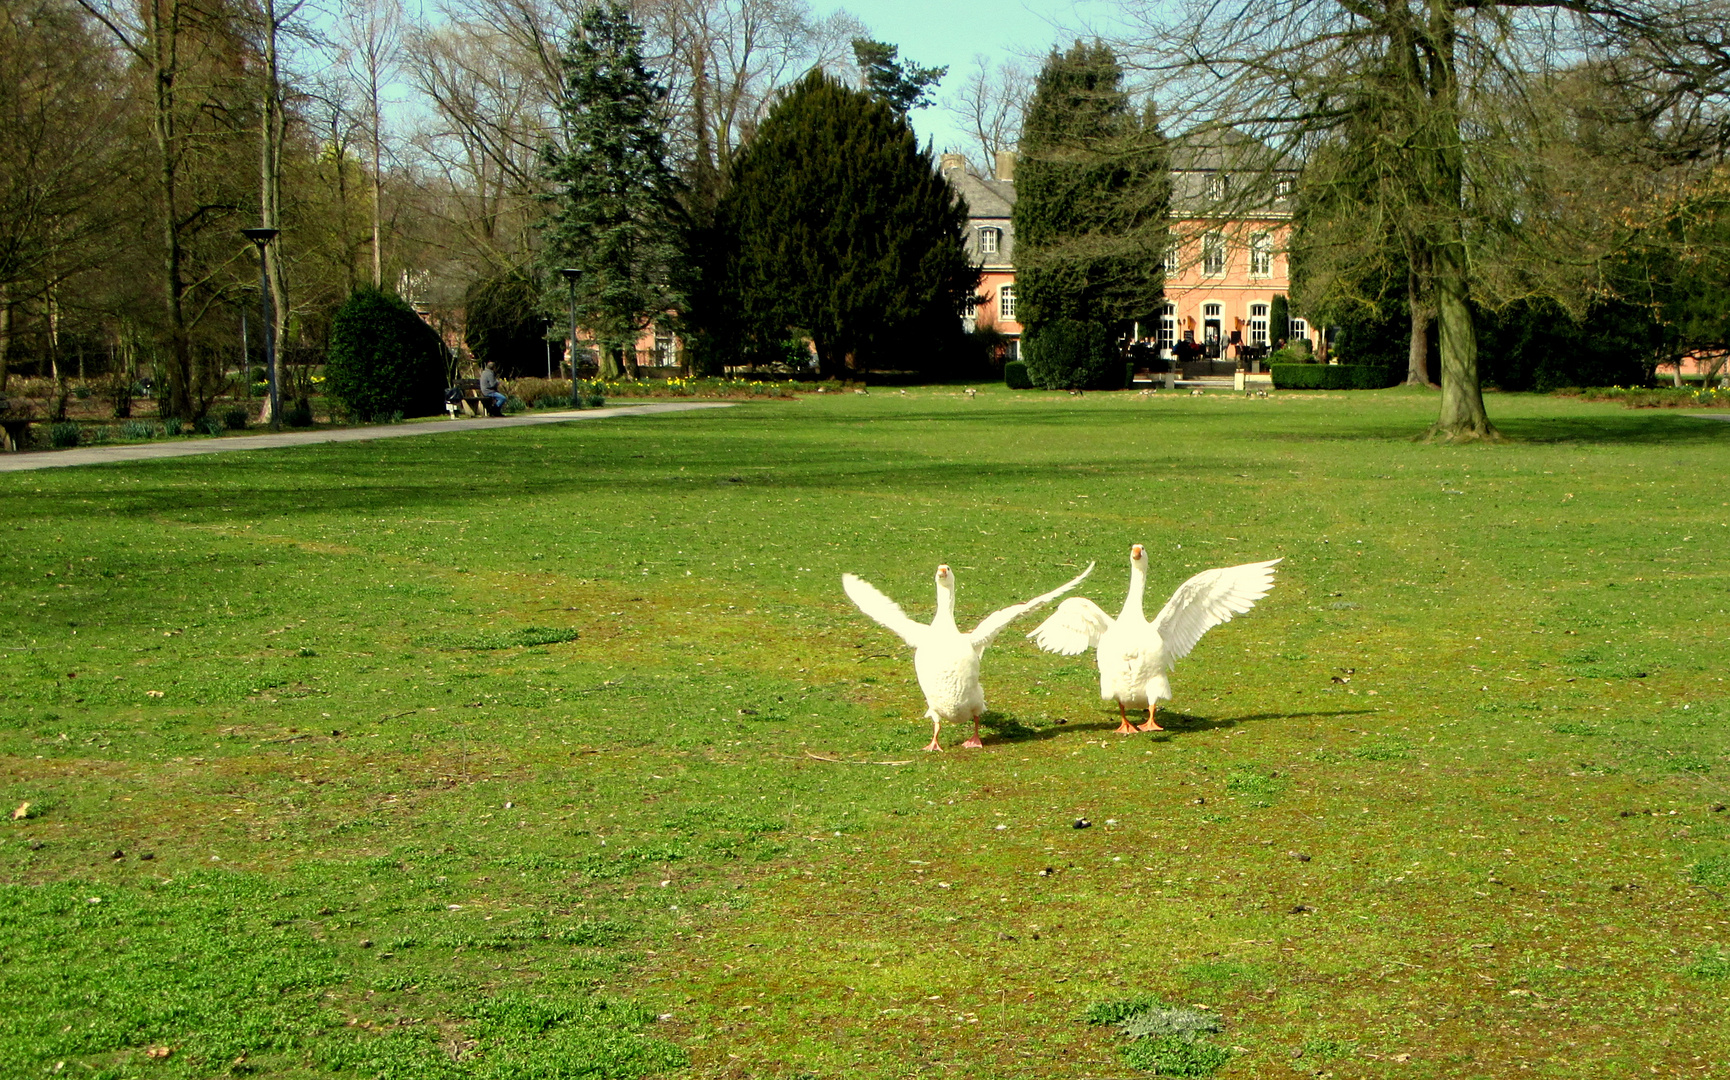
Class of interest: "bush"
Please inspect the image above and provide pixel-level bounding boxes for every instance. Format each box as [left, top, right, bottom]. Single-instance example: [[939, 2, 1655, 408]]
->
[[1270, 363, 1398, 389], [512, 378, 574, 409], [196, 416, 226, 436], [1268, 343, 1313, 366], [163, 418, 183, 437], [48, 421, 80, 448], [284, 398, 315, 427], [222, 407, 248, 431], [325, 288, 448, 422], [502, 395, 527, 415], [120, 420, 157, 440], [1004, 360, 1033, 389], [1022, 319, 1119, 389]]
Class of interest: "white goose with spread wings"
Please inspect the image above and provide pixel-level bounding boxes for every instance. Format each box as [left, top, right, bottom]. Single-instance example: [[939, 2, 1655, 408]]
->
[[1030, 545, 1280, 733], [844, 563, 1094, 750]]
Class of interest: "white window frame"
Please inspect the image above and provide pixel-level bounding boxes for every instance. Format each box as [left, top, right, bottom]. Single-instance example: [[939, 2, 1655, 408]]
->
[[1275, 175, 1296, 199], [1205, 173, 1228, 200], [1162, 235, 1181, 273], [1202, 232, 1227, 275], [998, 284, 1017, 321], [979, 227, 999, 255], [1249, 233, 1272, 277], [1289, 317, 1308, 342], [1157, 303, 1176, 353], [1248, 303, 1269, 347]]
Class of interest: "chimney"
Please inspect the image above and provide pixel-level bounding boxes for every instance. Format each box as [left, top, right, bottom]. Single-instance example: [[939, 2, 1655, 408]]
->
[[995, 150, 1017, 182], [939, 152, 967, 175]]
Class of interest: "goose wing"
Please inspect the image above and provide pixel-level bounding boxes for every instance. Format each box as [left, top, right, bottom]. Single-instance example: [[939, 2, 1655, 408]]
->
[[1027, 595, 1115, 655], [1149, 558, 1281, 664], [970, 563, 1095, 646], [842, 573, 929, 648]]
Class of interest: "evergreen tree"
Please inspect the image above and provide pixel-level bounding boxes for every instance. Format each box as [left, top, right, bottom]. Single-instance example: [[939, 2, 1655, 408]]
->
[[541, 2, 683, 379], [694, 70, 977, 380], [325, 288, 447, 421], [851, 39, 946, 116], [1012, 42, 1169, 342]]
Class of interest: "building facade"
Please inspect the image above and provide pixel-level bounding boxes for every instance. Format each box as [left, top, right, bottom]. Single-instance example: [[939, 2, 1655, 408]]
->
[[944, 131, 1316, 364]]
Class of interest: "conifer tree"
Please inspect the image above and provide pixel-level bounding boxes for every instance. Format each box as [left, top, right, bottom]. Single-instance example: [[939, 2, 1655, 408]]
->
[[541, 2, 683, 379], [1012, 42, 1169, 342], [851, 39, 945, 116], [695, 71, 976, 380]]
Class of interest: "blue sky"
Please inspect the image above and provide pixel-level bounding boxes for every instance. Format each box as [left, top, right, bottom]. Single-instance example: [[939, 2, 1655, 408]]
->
[[819, 0, 1126, 157]]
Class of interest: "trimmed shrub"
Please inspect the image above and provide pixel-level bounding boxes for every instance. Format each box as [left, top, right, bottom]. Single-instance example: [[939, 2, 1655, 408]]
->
[[1124, 360, 1136, 389], [1022, 318, 1118, 390], [1271, 363, 1398, 390], [49, 422, 80, 448], [1270, 294, 1290, 346], [325, 288, 448, 422], [1004, 360, 1033, 389], [222, 407, 248, 431]]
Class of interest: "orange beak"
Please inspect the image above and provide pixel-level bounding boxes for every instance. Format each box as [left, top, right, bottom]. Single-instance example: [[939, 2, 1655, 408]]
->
[[1131, 544, 1145, 559]]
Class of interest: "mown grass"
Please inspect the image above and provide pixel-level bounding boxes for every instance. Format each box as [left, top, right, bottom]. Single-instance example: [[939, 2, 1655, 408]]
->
[[2, 385, 1728, 1078]]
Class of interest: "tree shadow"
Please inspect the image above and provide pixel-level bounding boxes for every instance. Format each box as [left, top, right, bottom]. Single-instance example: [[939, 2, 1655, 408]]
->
[[977, 706, 1379, 746]]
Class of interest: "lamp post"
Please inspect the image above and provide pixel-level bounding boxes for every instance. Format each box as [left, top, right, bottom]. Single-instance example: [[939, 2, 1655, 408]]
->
[[559, 267, 582, 381], [241, 228, 281, 429]]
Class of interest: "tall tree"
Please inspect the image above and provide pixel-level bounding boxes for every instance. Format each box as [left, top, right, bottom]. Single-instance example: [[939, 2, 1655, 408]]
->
[[851, 38, 945, 116], [1126, 0, 1730, 440], [540, 1, 683, 379], [944, 54, 1030, 170], [1011, 41, 1169, 339], [695, 70, 977, 379]]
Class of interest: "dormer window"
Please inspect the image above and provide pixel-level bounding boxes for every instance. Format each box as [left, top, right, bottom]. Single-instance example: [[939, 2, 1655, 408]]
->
[[1205, 173, 1229, 200], [1275, 176, 1296, 199], [979, 227, 1000, 254]]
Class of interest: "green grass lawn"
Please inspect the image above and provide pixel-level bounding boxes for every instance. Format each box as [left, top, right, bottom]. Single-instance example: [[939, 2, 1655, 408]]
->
[[2, 385, 1727, 1079]]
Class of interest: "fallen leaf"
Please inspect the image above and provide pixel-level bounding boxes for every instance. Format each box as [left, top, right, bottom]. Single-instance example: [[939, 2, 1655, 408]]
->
[[11, 802, 28, 820]]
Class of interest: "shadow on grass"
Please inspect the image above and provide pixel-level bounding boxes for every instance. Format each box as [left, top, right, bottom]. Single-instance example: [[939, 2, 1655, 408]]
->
[[1494, 412, 1730, 445], [978, 707, 1377, 746]]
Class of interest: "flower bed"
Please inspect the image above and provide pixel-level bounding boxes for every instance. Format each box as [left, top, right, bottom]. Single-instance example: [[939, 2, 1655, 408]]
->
[[1557, 385, 1730, 408], [512, 376, 797, 405]]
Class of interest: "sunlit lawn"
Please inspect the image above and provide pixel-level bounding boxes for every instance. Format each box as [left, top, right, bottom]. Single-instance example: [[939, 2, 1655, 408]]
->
[[2, 386, 1727, 1079]]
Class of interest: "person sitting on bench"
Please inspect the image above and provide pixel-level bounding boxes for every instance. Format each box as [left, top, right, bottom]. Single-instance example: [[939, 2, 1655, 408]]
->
[[478, 362, 507, 416]]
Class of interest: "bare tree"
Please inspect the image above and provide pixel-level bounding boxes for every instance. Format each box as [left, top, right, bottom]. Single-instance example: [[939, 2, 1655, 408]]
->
[[337, 0, 402, 290], [943, 53, 1030, 171]]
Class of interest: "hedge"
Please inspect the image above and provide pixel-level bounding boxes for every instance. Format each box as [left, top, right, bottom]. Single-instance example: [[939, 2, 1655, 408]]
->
[[1004, 360, 1033, 389], [1270, 363, 1398, 390]]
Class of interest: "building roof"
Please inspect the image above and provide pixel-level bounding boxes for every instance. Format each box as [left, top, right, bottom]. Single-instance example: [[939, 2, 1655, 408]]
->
[[942, 157, 1016, 219], [1168, 127, 1295, 173]]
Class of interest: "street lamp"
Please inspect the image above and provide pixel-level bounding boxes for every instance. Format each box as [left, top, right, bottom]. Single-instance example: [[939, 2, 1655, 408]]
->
[[559, 267, 582, 382], [241, 228, 281, 429]]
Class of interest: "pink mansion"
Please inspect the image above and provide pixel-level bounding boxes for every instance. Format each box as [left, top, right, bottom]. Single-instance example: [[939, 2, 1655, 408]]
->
[[941, 131, 1319, 365]]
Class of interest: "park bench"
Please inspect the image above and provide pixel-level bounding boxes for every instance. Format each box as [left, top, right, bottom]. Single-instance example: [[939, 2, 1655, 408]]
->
[[446, 379, 502, 418]]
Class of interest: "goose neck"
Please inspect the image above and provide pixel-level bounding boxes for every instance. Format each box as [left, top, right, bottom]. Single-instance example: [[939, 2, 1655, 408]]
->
[[1122, 560, 1148, 622]]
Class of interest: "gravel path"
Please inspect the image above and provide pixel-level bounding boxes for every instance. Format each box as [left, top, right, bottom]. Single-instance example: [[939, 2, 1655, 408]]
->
[[0, 402, 736, 473]]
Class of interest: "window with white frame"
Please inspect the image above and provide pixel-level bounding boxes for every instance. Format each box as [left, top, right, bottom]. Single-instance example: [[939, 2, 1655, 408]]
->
[[1275, 175, 1296, 199], [979, 227, 1000, 254], [1249, 233, 1272, 276], [1249, 303, 1269, 346], [998, 284, 1016, 320], [1162, 235, 1181, 273], [1205, 173, 1229, 200], [1202, 232, 1226, 275], [1157, 304, 1176, 352], [1289, 317, 1308, 342], [1203, 302, 1222, 318]]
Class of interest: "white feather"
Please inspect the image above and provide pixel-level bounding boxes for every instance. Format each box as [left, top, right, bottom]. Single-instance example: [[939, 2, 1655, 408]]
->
[[1150, 559, 1282, 665], [1028, 596, 1115, 656]]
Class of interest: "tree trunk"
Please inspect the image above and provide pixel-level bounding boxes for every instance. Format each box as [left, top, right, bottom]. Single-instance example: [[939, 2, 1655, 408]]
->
[[1430, 238, 1496, 440], [149, 0, 194, 422], [599, 345, 623, 380], [1406, 257, 1436, 387]]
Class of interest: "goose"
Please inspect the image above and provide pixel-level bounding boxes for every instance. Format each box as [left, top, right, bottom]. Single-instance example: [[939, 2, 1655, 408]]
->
[[1029, 545, 1280, 733], [844, 563, 1094, 750]]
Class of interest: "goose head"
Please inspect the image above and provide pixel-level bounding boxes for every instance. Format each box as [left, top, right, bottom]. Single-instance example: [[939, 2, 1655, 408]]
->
[[1130, 543, 1146, 567], [933, 564, 958, 627]]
